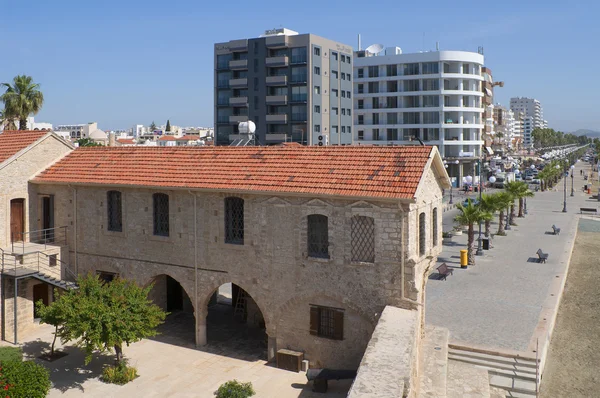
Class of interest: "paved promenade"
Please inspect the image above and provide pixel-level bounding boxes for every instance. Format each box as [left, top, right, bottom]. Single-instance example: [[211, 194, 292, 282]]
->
[[426, 162, 598, 356]]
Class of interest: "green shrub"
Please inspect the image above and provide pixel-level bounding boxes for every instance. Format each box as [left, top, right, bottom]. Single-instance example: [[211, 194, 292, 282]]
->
[[0, 347, 23, 363], [101, 361, 138, 385], [0, 360, 51, 398], [215, 380, 255, 398]]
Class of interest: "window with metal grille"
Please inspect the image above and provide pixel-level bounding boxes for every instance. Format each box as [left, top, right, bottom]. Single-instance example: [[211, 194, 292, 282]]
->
[[432, 208, 438, 246], [107, 190, 122, 232], [307, 214, 329, 258], [351, 215, 375, 262], [153, 193, 169, 237], [419, 212, 426, 255], [309, 305, 344, 340], [225, 197, 244, 244]]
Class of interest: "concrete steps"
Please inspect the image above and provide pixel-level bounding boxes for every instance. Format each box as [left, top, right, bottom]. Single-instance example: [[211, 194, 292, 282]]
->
[[448, 346, 538, 397], [446, 360, 491, 398], [419, 325, 450, 397]]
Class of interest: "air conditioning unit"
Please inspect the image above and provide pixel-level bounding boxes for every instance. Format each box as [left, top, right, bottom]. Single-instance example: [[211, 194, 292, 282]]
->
[[317, 135, 329, 146]]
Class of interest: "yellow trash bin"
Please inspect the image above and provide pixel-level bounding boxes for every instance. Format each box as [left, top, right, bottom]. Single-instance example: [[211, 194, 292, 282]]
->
[[460, 249, 468, 268]]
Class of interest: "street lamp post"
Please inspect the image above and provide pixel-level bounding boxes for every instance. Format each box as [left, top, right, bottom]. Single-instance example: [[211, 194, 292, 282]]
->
[[444, 161, 454, 204], [476, 158, 484, 256], [556, 164, 567, 213], [570, 165, 575, 196]]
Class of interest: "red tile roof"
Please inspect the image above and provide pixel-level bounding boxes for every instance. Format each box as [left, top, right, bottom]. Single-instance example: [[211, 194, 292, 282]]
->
[[157, 136, 176, 141], [33, 146, 435, 200], [177, 135, 201, 141], [116, 138, 135, 145], [0, 130, 49, 164]]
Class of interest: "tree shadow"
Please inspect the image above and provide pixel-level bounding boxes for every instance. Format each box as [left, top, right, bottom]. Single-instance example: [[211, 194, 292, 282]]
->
[[21, 339, 114, 393]]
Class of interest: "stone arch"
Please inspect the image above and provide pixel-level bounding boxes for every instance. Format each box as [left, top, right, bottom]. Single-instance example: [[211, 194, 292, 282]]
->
[[199, 275, 273, 335], [144, 272, 195, 314]]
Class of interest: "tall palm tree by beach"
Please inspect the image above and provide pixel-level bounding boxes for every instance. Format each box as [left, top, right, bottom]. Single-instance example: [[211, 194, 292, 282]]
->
[[455, 199, 493, 265], [1, 75, 44, 130]]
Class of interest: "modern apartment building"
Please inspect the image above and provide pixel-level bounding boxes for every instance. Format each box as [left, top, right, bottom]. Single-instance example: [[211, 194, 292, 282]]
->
[[353, 48, 484, 186], [214, 28, 353, 146], [509, 97, 544, 147]]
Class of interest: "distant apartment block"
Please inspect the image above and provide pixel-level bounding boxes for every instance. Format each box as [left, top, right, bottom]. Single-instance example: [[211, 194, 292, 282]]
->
[[353, 48, 484, 186], [214, 28, 353, 146], [510, 97, 544, 147]]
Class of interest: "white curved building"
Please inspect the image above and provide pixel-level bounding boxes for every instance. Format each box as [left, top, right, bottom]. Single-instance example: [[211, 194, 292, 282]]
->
[[353, 48, 484, 186]]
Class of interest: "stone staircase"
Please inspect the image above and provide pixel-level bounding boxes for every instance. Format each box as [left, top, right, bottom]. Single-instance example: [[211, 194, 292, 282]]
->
[[418, 326, 538, 397]]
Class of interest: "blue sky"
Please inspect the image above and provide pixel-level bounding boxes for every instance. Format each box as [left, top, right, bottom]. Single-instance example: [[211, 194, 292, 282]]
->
[[1, 0, 598, 132]]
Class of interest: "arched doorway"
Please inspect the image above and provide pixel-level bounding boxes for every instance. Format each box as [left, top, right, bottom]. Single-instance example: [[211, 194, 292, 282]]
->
[[148, 274, 195, 347], [206, 283, 267, 359]]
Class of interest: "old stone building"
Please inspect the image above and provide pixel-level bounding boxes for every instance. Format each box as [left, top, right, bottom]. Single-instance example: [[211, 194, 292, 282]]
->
[[1, 137, 449, 373], [0, 131, 73, 341], [29, 144, 448, 369]]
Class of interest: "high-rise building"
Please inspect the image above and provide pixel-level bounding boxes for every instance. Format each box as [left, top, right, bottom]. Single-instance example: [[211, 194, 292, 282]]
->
[[509, 97, 544, 147], [353, 47, 484, 186], [214, 28, 353, 146]]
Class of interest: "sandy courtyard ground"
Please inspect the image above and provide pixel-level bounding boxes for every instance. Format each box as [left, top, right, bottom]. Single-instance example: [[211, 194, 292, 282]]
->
[[540, 219, 600, 397]]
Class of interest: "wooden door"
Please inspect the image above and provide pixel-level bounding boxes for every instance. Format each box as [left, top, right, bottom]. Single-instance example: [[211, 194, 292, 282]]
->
[[33, 284, 49, 318], [10, 199, 25, 242], [42, 196, 55, 242]]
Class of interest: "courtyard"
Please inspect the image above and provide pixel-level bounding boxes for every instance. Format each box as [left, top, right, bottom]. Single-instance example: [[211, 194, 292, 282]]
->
[[13, 319, 351, 398]]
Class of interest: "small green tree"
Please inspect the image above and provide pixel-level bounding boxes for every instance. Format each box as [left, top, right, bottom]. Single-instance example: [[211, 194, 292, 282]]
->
[[35, 291, 72, 357], [494, 192, 513, 236], [216, 380, 255, 398], [47, 274, 167, 364], [149, 121, 157, 131], [454, 199, 492, 265], [76, 138, 102, 147], [165, 119, 171, 132]]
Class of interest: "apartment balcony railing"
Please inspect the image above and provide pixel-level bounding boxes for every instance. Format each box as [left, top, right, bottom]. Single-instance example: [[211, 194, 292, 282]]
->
[[228, 39, 248, 51], [266, 114, 288, 123], [290, 94, 308, 103], [229, 59, 248, 70], [291, 56, 307, 64], [290, 75, 308, 84], [229, 115, 248, 123], [265, 35, 289, 48], [229, 97, 248, 106], [266, 56, 289, 67], [229, 78, 248, 88], [266, 75, 288, 86], [266, 95, 288, 105], [291, 113, 307, 122]]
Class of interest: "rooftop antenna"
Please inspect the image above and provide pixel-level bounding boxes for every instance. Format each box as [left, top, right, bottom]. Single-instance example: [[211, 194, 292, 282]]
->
[[358, 34, 361, 51], [364, 43, 384, 56]]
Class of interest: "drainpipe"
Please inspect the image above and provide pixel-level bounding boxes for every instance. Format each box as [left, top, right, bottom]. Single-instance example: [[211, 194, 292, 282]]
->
[[188, 191, 198, 347], [69, 185, 78, 275], [399, 203, 406, 301]]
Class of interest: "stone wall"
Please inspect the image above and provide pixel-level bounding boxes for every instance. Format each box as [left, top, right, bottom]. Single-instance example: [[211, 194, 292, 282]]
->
[[29, 165, 444, 367], [0, 135, 71, 248]]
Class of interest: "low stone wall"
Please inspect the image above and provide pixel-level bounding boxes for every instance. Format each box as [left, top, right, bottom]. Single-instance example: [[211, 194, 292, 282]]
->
[[347, 306, 419, 398]]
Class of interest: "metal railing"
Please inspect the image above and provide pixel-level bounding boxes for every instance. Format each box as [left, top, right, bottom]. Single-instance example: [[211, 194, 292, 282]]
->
[[11, 226, 68, 253], [1, 248, 77, 285]]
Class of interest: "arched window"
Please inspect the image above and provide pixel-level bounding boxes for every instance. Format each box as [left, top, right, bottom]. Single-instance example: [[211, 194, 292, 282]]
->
[[107, 190, 122, 232], [307, 214, 329, 259], [153, 193, 169, 236], [432, 208, 438, 247], [351, 215, 375, 262], [419, 212, 426, 255], [225, 197, 244, 244]]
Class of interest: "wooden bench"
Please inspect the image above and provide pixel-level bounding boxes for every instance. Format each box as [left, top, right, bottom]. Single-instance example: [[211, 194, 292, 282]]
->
[[580, 207, 598, 215], [536, 249, 549, 263], [551, 225, 561, 235], [437, 263, 454, 281], [306, 369, 357, 393]]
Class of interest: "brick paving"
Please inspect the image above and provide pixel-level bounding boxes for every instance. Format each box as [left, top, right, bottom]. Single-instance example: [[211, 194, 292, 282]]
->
[[427, 162, 596, 353]]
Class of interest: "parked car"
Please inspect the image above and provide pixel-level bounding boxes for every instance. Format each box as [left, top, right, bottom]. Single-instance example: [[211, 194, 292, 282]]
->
[[531, 179, 541, 184], [461, 198, 479, 207], [493, 177, 506, 188], [525, 175, 534, 181], [515, 175, 522, 181]]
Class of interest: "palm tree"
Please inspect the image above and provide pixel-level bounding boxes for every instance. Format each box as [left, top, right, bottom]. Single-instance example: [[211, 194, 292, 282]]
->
[[1, 75, 44, 130], [511, 181, 534, 217], [455, 199, 493, 265], [478, 193, 502, 237], [504, 181, 526, 224], [495, 192, 513, 236], [0, 108, 17, 131]]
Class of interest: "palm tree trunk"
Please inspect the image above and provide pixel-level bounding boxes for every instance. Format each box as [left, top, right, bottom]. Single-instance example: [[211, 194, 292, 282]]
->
[[485, 220, 491, 237], [510, 205, 517, 225], [468, 223, 475, 265], [518, 198, 524, 217], [19, 118, 27, 130], [497, 211, 506, 235]]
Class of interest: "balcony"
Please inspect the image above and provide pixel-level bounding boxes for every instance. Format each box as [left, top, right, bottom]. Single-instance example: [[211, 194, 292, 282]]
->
[[266, 75, 288, 86], [291, 56, 307, 65], [290, 94, 307, 103], [228, 39, 248, 51], [266, 95, 288, 105], [266, 56, 289, 67], [265, 35, 288, 48], [291, 113, 307, 122], [229, 97, 248, 106], [229, 59, 248, 70], [266, 114, 288, 123], [229, 78, 248, 88], [229, 115, 248, 123], [265, 133, 288, 142], [290, 75, 308, 84]]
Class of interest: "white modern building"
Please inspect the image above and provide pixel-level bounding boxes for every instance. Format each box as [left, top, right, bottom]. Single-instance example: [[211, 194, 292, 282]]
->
[[353, 48, 484, 186], [54, 122, 108, 143], [509, 97, 544, 147]]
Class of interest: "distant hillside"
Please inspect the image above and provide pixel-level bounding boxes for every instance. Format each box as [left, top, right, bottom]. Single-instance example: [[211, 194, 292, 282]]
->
[[573, 129, 600, 137]]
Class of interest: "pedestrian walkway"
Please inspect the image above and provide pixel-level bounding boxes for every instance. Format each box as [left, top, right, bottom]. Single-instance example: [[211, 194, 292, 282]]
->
[[426, 162, 597, 359]]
